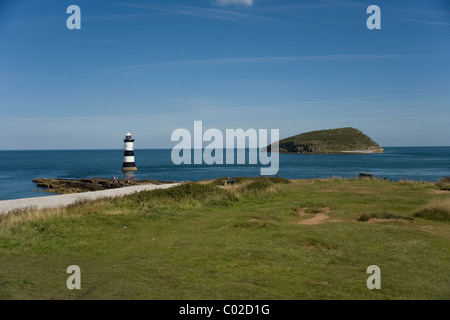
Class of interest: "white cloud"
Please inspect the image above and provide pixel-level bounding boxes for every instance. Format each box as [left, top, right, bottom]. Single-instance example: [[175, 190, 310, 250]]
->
[[215, 0, 254, 7]]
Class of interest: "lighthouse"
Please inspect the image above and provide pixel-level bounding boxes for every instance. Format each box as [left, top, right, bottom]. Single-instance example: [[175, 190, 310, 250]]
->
[[122, 131, 137, 171]]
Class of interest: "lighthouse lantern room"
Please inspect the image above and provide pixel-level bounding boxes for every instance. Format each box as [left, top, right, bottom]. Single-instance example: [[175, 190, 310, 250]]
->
[[122, 131, 137, 171]]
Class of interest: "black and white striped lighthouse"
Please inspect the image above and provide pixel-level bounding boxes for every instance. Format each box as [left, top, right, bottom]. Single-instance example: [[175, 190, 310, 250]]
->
[[122, 131, 137, 171]]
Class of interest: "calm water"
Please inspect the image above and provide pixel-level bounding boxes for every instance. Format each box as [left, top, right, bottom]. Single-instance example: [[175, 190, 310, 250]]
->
[[0, 147, 449, 200]]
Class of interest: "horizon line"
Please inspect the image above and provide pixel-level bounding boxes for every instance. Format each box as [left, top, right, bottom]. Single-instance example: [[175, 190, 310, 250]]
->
[[1, 146, 449, 152]]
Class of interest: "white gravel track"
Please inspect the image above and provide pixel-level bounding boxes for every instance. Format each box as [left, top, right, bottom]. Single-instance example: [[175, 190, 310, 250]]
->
[[0, 183, 180, 214]]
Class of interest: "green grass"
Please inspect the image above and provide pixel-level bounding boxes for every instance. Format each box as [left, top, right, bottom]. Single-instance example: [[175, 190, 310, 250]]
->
[[0, 178, 449, 300]]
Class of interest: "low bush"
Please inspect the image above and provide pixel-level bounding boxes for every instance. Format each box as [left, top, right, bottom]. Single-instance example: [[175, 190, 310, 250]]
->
[[357, 213, 372, 221], [357, 212, 413, 222], [436, 177, 450, 191]]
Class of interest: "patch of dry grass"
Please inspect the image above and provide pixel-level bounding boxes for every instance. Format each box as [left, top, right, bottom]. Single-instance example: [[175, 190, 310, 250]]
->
[[0, 206, 65, 231], [0, 199, 110, 231], [414, 197, 450, 221]]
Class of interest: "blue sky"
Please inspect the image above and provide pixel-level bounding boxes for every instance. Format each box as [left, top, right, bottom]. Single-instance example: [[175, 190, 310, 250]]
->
[[0, 0, 449, 149]]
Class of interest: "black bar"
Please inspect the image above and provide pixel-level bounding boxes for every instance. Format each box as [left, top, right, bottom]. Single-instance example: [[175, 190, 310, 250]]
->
[[122, 162, 136, 167]]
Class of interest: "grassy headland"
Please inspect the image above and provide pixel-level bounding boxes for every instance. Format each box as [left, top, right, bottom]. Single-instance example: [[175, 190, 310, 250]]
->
[[266, 127, 384, 153], [0, 177, 448, 299]]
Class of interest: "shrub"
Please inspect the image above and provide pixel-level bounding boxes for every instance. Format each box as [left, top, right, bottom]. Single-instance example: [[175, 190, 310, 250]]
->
[[240, 176, 289, 187], [357, 213, 372, 221], [374, 212, 413, 221], [266, 177, 290, 184], [210, 176, 290, 187], [436, 177, 450, 191], [356, 212, 413, 222], [242, 179, 273, 192], [304, 207, 325, 214]]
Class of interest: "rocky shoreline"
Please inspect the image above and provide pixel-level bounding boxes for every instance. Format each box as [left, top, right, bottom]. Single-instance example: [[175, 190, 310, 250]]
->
[[32, 177, 175, 194]]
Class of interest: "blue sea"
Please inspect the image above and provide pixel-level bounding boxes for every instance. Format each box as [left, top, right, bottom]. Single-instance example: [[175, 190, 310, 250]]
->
[[0, 147, 449, 200]]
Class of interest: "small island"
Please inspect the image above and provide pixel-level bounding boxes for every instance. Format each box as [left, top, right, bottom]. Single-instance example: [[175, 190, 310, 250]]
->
[[265, 127, 384, 154]]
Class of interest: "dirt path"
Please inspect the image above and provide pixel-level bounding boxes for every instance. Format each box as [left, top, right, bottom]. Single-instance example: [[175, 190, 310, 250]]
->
[[0, 183, 180, 214], [298, 213, 330, 225], [295, 207, 340, 225]]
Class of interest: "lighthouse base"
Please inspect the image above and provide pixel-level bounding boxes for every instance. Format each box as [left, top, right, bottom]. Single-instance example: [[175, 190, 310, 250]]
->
[[122, 166, 137, 171], [122, 162, 137, 171]]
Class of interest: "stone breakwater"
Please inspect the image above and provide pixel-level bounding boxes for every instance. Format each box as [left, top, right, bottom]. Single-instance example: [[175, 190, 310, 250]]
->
[[32, 177, 175, 194]]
